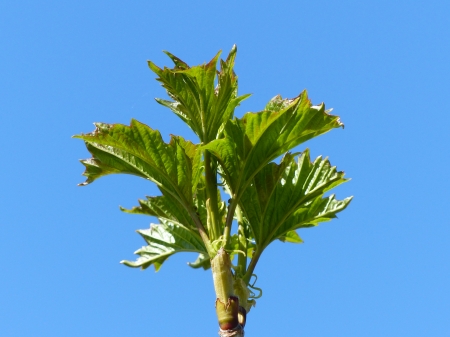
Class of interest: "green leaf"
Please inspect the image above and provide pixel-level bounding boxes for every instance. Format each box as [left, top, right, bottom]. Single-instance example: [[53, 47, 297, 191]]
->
[[74, 119, 201, 213], [204, 91, 343, 201], [238, 150, 352, 249], [150, 45, 250, 142], [77, 143, 147, 185], [278, 230, 303, 243], [120, 194, 199, 233], [188, 253, 211, 270], [121, 222, 208, 271], [121, 179, 226, 244]]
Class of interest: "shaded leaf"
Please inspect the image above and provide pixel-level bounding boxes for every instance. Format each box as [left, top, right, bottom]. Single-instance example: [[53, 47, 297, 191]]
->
[[121, 179, 226, 242]]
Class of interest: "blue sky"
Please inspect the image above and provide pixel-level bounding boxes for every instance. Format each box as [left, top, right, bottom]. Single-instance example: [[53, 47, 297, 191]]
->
[[1, 1, 449, 336]]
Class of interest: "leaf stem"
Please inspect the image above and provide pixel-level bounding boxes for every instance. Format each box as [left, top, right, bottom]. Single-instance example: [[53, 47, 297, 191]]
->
[[236, 206, 247, 275], [243, 248, 262, 285], [204, 151, 221, 242], [187, 207, 215, 257], [223, 199, 237, 249]]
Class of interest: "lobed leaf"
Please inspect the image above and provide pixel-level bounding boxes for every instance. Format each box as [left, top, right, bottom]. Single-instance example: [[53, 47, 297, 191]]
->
[[121, 222, 207, 271], [150, 45, 250, 143], [74, 119, 201, 214], [238, 150, 352, 249], [204, 91, 343, 201], [120, 194, 199, 233], [121, 179, 226, 248]]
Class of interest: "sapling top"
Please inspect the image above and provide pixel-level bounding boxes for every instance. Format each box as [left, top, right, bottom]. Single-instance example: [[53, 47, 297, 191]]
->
[[75, 45, 352, 337]]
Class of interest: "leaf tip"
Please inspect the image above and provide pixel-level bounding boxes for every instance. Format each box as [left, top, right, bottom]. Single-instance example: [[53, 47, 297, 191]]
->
[[120, 260, 132, 267], [147, 60, 162, 74]]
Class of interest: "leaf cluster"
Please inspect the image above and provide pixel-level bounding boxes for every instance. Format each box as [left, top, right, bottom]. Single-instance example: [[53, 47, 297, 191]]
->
[[75, 46, 352, 285]]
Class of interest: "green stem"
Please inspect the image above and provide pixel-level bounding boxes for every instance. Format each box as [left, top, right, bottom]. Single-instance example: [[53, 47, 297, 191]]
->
[[204, 151, 221, 241], [236, 206, 247, 276], [187, 207, 215, 257], [223, 199, 237, 248], [243, 247, 263, 285]]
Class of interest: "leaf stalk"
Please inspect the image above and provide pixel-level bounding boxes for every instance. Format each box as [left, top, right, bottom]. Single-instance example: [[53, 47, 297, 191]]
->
[[236, 206, 247, 275], [204, 151, 222, 243]]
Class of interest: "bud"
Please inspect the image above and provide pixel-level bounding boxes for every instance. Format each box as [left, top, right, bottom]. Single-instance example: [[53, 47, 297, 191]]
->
[[211, 247, 234, 303], [212, 248, 240, 330], [216, 296, 240, 330]]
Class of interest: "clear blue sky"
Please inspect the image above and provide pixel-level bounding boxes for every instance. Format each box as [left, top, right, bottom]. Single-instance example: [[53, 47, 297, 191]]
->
[[1, 1, 449, 336]]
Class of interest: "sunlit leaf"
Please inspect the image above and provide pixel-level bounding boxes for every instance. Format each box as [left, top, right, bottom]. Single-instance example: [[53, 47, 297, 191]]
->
[[120, 194, 199, 233], [204, 91, 343, 201], [74, 120, 201, 213], [150, 45, 250, 142], [278, 230, 303, 243], [188, 253, 211, 270], [121, 222, 207, 271], [239, 150, 352, 249]]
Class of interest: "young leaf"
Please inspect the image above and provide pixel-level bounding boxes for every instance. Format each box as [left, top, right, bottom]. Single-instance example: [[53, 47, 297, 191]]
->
[[121, 222, 208, 271], [74, 119, 200, 213], [150, 45, 250, 143], [120, 194, 199, 233], [188, 253, 211, 270], [121, 180, 226, 253], [204, 92, 342, 202], [278, 230, 304, 243], [239, 150, 352, 250]]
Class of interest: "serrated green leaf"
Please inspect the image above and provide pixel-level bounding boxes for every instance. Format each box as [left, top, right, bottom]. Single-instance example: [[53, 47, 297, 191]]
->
[[239, 150, 352, 249], [150, 45, 250, 142], [74, 119, 201, 211], [121, 222, 207, 271], [121, 178, 226, 242], [120, 194, 199, 233], [204, 91, 343, 202], [121, 242, 172, 271], [162, 50, 190, 70], [77, 143, 146, 185]]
